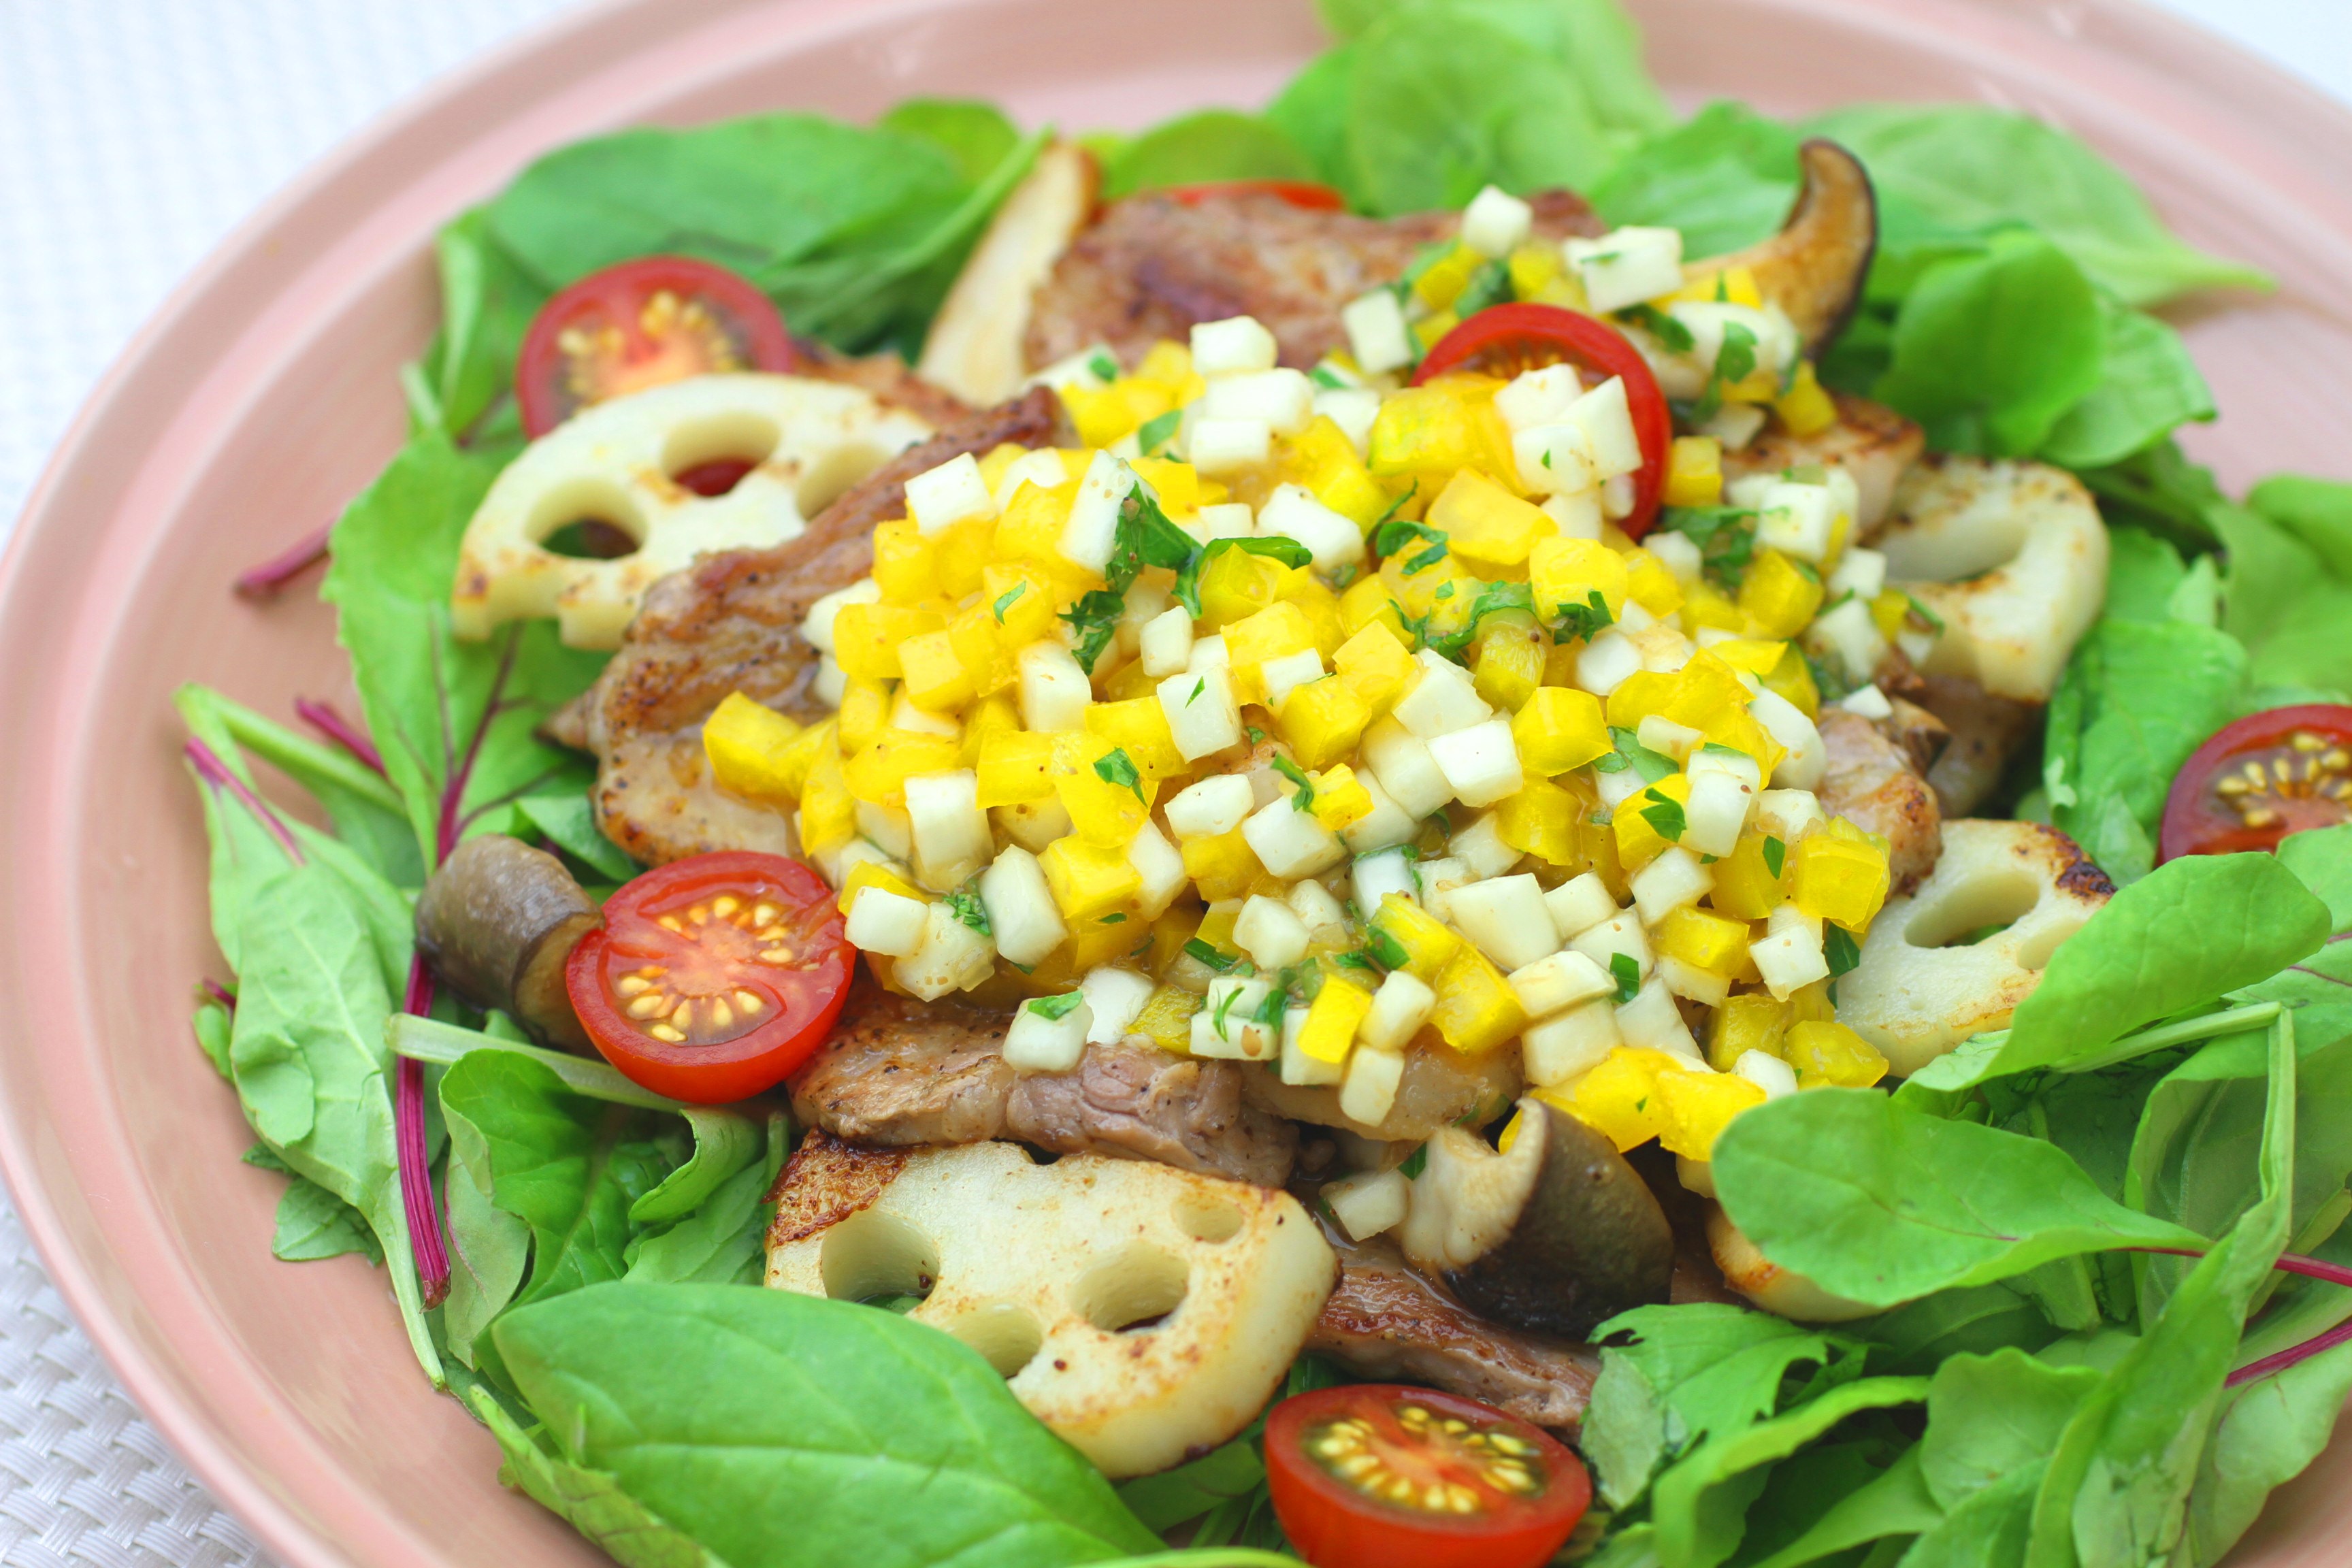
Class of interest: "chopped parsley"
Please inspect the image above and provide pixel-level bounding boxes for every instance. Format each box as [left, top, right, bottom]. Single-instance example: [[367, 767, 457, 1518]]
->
[[1333, 949, 1379, 973], [1093, 747, 1147, 805], [1030, 991, 1086, 1021], [1272, 755, 1316, 811], [1086, 350, 1119, 383], [1183, 938, 1239, 973], [1059, 589, 1127, 674], [1135, 408, 1181, 457], [1103, 483, 1197, 597], [1366, 928, 1410, 971], [945, 880, 992, 936], [1452, 259, 1512, 319], [1253, 984, 1288, 1029], [1638, 792, 1688, 843], [1659, 504, 1760, 586], [1309, 364, 1352, 391], [1551, 587, 1615, 644], [1610, 952, 1642, 1004], [1606, 726, 1678, 784], [1246, 725, 1269, 745], [1399, 1143, 1429, 1180], [1170, 534, 1313, 617], [1618, 303, 1695, 353], [1371, 517, 1450, 575], [1825, 924, 1862, 978], [992, 583, 1027, 623], [1188, 677, 1206, 706], [1099, 913, 1127, 924], [1762, 835, 1787, 879]]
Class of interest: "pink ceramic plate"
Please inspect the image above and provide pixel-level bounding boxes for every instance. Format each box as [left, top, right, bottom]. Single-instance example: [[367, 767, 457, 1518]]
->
[[1, 1, 2349, 1565]]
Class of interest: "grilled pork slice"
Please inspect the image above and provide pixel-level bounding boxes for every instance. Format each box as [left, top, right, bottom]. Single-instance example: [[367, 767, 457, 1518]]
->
[[1817, 708, 1943, 894], [1022, 189, 1606, 374], [1307, 1230, 1601, 1433], [577, 389, 1060, 865], [786, 981, 1298, 1186]]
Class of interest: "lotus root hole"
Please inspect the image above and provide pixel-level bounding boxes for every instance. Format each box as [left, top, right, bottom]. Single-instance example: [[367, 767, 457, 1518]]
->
[[941, 1301, 1045, 1379], [817, 1206, 941, 1307], [527, 476, 646, 559], [1072, 1243, 1190, 1334], [1172, 1194, 1245, 1244], [1902, 866, 2044, 959]]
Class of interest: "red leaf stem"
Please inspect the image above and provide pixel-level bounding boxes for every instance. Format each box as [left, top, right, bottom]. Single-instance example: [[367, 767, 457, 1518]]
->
[[398, 957, 451, 1309], [185, 738, 304, 864], [2134, 1247, 2352, 1386], [295, 698, 387, 777], [232, 525, 332, 599]]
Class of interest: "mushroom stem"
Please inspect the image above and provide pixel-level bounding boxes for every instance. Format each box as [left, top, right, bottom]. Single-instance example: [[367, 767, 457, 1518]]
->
[[1690, 139, 1878, 356]]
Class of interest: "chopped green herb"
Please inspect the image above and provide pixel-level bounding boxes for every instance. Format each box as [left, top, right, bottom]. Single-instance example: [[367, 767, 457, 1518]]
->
[[1333, 949, 1377, 972], [1660, 504, 1760, 586], [945, 880, 992, 936], [1371, 517, 1450, 575], [1188, 678, 1206, 706], [1272, 755, 1316, 811], [1825, 924, 1862, 977], [1246, 725, 1269, 746], [1309, 364, 1351, 391], [1607, 726, 1677, 784], [1212, 981, 1246, 1039], [1610, 951, 1642, 1004], [1093, 747, 1147, 805], [1087, 350, 1120, 383], [1618, 303, 1694, 353], [1030, 991, 1086, 1021], [1552, 588, 1614, 644], [1638, 793, 1688, 842], [1099, 913, 1127, 925], [1762, 834, 1786, 879], [1104, 483, 1196, 596], [1904, 592, 1947, 634], [1253, 985, 1288, 1028], [991, 583, 1027, 623], [1434, 581, 1456, 600], [1183, 938, 1239, 973], [1169, 534, 1312, 617], [1135, 408, 1181, 457], [1399, 1143, 1429, 1180], [1059, 589, 1127, 674], [1367, 929, 1410, 970]]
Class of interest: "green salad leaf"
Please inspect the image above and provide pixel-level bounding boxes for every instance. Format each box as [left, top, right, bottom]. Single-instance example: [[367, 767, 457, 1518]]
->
[[1588, 101, 1801, 256], [1098, 110, 1318, 198]]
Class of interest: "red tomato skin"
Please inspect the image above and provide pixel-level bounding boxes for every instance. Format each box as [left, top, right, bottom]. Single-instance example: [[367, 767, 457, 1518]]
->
[[1264, 1385, 1590, 1568], [1411, 303, 1674, 538], [515, 256, 795, 438], [1162, 179, 1348, 211], [566, 851, 851, 1104], [2159, 704, 2352, 863]]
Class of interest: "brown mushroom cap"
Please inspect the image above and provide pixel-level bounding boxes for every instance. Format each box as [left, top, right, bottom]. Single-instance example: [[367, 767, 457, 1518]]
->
[[414, 834, 600, 1050], [1692, 139, 1878, 357]]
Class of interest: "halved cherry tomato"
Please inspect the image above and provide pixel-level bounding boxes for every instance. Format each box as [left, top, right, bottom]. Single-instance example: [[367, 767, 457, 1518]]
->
[[1412, 302, 1673, 538], [516, 256, 795, 438], [1265, 1385, 1590, 1568], [2159, 704, 2352, 863], [1162, 179, 1349, 211], [564, 851, 851, 1104]]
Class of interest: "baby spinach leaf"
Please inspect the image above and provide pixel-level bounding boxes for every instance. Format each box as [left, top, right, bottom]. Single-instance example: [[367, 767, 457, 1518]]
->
[[625, 1110, 791, 1287], [1583, 1303, 1855, 1507], [1919, 1350, 2102, 1510], [2215, 501, 2352, 696], [1871, 231, 2108, 457], [1800, 104, 2269, 307], [442, 1088, 530, 1370], [630, 1108, 762, 1226], [323, 431, 606, 874], [1100, 111, 1318, 198], [270, 1175, 383, 1265], [2176, 1335, 2352, 1567], [1744, 1445, 1942, 1568], [1851, 1283, 2057, 1374], [420, 208, 544, 444], [467, 1387, 721, 1568], [1991, 853, 2329, 1078], [2038, 304, 2214, 470], [1712, 1090, 2204, 1308], [1648, 1375, 1930, 1568], [2277, 823, 2352, 934], [1589, 101, 1801, 257], [512, 789, 639, 883], [879, 99, 1022, 187], [492, 1284, 1162, 1568]]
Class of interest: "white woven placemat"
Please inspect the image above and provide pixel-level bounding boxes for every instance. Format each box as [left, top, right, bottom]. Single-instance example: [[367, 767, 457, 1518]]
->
[[0, 1, 2341, 1565]]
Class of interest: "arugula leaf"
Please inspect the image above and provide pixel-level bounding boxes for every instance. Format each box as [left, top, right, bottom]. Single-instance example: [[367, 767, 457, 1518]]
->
[[1918, 1349, 2102, 1511], [1712, 1090, 2206, 1307], [2076, 438, 2229, 555], [1099, 110, 1318, 198], [2278, 823, 2352, 935], [493, 1284, 1162, 1568]]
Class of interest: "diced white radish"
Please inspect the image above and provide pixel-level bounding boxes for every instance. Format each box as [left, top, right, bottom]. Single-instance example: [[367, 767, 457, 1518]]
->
[[1187, 632, 1232, 672], [1340, 1042, 1406, 1125], [1258, 483, 1365, 571], [1128, 819, 1188, 916], [1543, 490, 1603, 540], [1755, 478, 1836, 564], [979, 845, 1068, 966], [1496, 364, 1583, 431], [1445, 873, 1561, 970], [1191, 316, 1279, 377], [1688, 745, 1763, 792], [1360, 968, 1437, 1057], [1809, 598, 1889, 685], [1522, 999, 1621, 1087], [1426, 718, 1524, 808], [1242, 794, 1347, 879], [1750, 691, 1826, 790], [1361, 717, 1455, 818], [1544, 873, 1618, 940], [1140, 606, 1194, 678], [1193, 503, 1256, 542], [845, 887, 929, 957], [1603, 472, 1637, 521], [1571, 912, 1652, 981], [801, 577, 881, 655], [1324, 1167, 1411, 1239], [1079, 966, 1154, 1045], [1392, 651, 1494, 740], [832, 837, 907, 892], [1352, 847, 1420, 918], [1840, 683, 1895, 720], [1237, 894, 1312, 970], [1019, 642, 1092, 732], [1287, 879, 1353, 947], [1755, 788, 1825, 843], [1414, 855, 1473, 925], [1737, 1049, 1799, 1098], [1564, 227, 1684, 314], [1341, 774, 1418, 853], [992, 795, 1073, 854], [1636, 714, 1701, 762], [1060, 450, 1132, 573], [856, 799, 914, 862], [904, 770, 992, 890], [1449, 813, 1521, 879], [1512, 423, 1597, 497], [1828, 547, 1888, 602], [1669, 301, 1792, 380], [1004, 994, 1094, 1072], [1260, 648, 1327, 708], [897, 902, 998, 1002], [1565, 377, 1643, 480], [1188, 418, 1273, 476], [1508, 950, 1614, 1019], [1205, 369, 1315, 438], [1280, 1006, 1345, 1087], [1631, 846, 1713, 926], [1644, 531, 1703, 586], [1750, 904, 1830, 999], [1341, 291, 1414, 376], [1165, 774, 1256, 839], [992, 448, 1071, 510], [1193, 977, 1278, 1060], [1160, 665, 1244, 760], [1616, 978, 1702, 1060], [1314, 387, 1381, 453], [892, 689, 962, 733], [905, 451, 999, 536], [1700, 401, 1769, 451], [812, 655, 847, 708], [1460, 184, 1533, 258], [1682, 769, 1754, 858], [1577, 627, 1643, 696], [1659, 955, 1731, 1007]]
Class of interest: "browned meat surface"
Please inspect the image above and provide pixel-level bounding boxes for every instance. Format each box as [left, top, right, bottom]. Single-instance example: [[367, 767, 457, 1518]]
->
[[1880, 696, 1952, 779], [766, 1129, 910, 1249], [1916, 673, 2039, 817], [1308, 1230, 1599, 1433], [1026, 189, 1604, 374], [1726, 393, 1924, 530], [579, 389, 1060, 865], [794, 339, 975, 429], [1818, 708, 1944, 893], [1006, 1041, 1297, 1188], [787, 983, 1297, 1186]]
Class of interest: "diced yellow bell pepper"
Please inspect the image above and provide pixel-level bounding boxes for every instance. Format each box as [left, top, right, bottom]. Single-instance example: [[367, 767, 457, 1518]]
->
[[1663, 436, 1724, 508], [1663, 265, 1764, 310], [1040, 836, 1144, 921], [1062, 377, 1175, 448], [945, 604, 1017, 701], [1145, 902, 1205, 978], [1655, 905, 1752, 976], [1623, 550, 1684, 619], [1507, 242, 1563, 301], [836, 860, 927, 916], [1413, 310, 1461, 353], [1132, 985, 1204, 1054], [766, 717, 838, 801], [992, 478, 1080, 569], [1511, 687, 1610, 776], [1784, 1021, 1889, 1088], [1429, 469, 1552, 568], [1710, 832, 1789, 921], [975, 729, 1056, 807], [1333, 622, 1416, 714], [1773, 361, 1838, 438], [1605, 669, 1682, 732], [1281, 676, 1373, 770], [1102, 659, 1160, 703], [1761, 641, 1821, 719], [1707, 991, 1791, 1071], [1338, 577, 1411, 646], [1567, 1047, 1687, 1152], [1662, 651, 1752, 734], [1225, 600, 1317, 678], [1791, 821, 1891, 932], [898, 629, 977, 714], [1543, 639, 1584, 689], [1656, 1069, 1767, 1160], [1494, 776, 1584, 868], [1309, 764, 1375, 832], [1430, 944, 1527, 1055], [702, 691, 805, 802], [1085, 698, 1186, 781], [1278, 573, 1348, 657], [1737, 548, 1825, 640], [958, 695, 1020, 770], [1708, 638, 1788, 679], [979, 562, 1060, 647], [1130, 455, 1202, 514], [1870, 589, 1912, 642], [1299, 975, 1375, 1064], [1281, 416, 1392, 527], [1367, 377, 1512, 483], [843, 732, 964, 808], [870, 518, 937, 604], [1196, 544, 1290, 629], [1682, 581, 1746, 634], [1614, 772, 1692, 872], [1369, 893, 1463, 981], [1414, 243, 1482, 310], [1181, 828, 1264, 902], [1528, 536, 1630, 626], [931, 515, 994, 600], [1135, 338, 1197, 387], [832, 604, 945, 682], [797, 745, 857, 855], [1058, 736, 1156, 847], [838, 678, 891, 753], [1471, 612, 1548, 713], [1696, 708, 1786, 785]]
